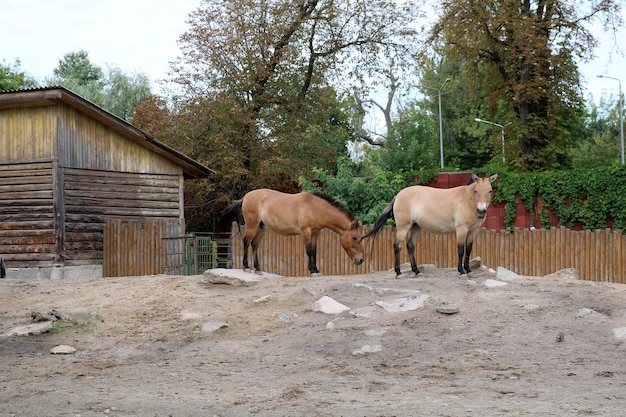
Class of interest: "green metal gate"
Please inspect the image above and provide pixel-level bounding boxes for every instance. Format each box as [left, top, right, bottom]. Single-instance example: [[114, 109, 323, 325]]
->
[[161, 233, 232, 275]]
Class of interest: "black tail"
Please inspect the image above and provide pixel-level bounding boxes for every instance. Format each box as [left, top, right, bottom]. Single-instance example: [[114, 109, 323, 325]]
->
[[362, 197, 396, 240], [0, 257, 5, 278], [216, 199, 244, 233]]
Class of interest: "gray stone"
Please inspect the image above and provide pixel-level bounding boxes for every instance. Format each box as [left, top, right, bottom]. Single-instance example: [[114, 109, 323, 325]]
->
[[50, 345, 76, 354], [352, 344, 382, 355], [201, 321, 228, 333], [312, 296, 350, 314], [484, 279, 508, 288], [435, 305, 459, 315], [545, 268, 579, 281], [375, 294, 429, 313], [496, 266, 520, 281], [201, 268, 281, 286], [4, 321, 53, 337]]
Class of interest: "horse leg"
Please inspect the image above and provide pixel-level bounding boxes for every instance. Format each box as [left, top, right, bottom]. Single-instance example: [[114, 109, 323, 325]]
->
[[456, 228, 469, 274], [393, 225, 411, 277], [250, 225, 266, 274], [242, 234, 251, 270], [463, 240, 473, 273], [305, 232, 320, 276], [406, 225, 421, 276]]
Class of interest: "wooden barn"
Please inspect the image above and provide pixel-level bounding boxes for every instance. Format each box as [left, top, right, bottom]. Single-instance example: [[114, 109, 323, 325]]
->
[[0, 86, 213, 278]]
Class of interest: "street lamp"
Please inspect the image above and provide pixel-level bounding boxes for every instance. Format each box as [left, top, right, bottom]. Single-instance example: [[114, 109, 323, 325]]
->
[[422, 78, 451, 168], [474, 117, 509, 162], [597, 74, 624, 165]]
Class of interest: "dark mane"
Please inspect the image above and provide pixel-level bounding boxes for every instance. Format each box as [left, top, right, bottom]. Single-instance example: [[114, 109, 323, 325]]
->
[[311, 192, 355, 220]]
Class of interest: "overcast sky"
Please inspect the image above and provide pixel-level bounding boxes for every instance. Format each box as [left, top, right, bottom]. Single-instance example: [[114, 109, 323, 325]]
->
[[1, 0, 624, 103]]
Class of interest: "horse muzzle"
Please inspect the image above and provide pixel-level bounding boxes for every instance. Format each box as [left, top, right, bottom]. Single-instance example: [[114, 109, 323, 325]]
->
[[353, 256, 364, 266], [477, 208, 487, 219]]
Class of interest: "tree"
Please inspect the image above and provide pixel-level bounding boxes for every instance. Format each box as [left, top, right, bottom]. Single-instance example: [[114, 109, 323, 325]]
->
[[0, 59, 38, 90], [431, 0, 622, 171], [568, 95, 622, 168], [49, 50, 151, 121], [166, 0, 423, 227]]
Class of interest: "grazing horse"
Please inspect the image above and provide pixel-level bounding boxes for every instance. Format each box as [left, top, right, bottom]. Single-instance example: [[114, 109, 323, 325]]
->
[[363, 173, 498, 276], [219, 189, 365, 275]]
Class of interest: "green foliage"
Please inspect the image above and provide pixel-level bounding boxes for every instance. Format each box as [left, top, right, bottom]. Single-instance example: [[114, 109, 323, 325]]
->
[[366, 107, 439, 171], [299, 157, 438, 224], [494, 166, 626, 230], [0, 59, 38, 90], [47, 50, 151, 121]]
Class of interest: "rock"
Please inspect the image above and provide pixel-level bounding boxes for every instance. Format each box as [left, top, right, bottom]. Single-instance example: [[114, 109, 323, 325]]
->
[[613, 327, 626, 339], [545, 268, 579, 281], [436, 305, 459, 315], [350, 306, 379, 318], [50, 345, 76, 354], [312, 296, 350, 314], [484, 279, 508, 288], [201, 322, 228, 333], [253, 295, 272, 303], [496, 267, 520, 281], [352, 283, 373, 292], [375, 294, 429, 313], [4, 321, 53, 337], [201, 268, 269, 286], [469, 257, 482, 270], [352, 344, 382, 355]]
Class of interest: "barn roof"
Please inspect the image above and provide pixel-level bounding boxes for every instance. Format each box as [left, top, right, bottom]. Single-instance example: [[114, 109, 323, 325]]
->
[[0, 86, 214, 179]]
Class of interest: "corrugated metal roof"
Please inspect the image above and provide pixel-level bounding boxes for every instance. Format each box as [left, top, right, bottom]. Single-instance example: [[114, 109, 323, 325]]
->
[[0, 86, 215, 179]]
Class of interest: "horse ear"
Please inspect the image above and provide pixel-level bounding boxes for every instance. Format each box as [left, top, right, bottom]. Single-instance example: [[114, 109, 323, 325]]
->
[[471, 173, 479, 182], [352, 220, 363, 229], [489, 173, 499, 183]]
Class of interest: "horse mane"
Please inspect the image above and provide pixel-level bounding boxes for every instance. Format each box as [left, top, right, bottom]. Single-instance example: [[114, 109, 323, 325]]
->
[[311, 192, 356, 221]]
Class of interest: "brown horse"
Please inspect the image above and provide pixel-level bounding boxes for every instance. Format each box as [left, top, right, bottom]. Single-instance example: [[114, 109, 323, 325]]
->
[[363, 173, 498, 276], [219, 189, 365, 275]]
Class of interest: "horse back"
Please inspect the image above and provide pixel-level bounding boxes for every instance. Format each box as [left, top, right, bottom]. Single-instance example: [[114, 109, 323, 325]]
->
[[242, 189, 308, 234], [394, 185, 480, 232]]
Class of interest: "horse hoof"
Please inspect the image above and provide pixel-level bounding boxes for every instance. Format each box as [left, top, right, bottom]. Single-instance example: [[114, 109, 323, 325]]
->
[[254, 270, 263, 275], [310, 272, 322, 277], [244, 268, 252, 273]]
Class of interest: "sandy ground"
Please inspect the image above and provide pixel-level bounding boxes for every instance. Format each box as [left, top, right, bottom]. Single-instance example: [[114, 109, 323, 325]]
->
[[2, 263, 626, 417]]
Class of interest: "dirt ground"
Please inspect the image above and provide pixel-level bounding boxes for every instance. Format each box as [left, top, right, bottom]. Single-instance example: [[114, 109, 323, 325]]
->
[[2, 262, 626, 417]]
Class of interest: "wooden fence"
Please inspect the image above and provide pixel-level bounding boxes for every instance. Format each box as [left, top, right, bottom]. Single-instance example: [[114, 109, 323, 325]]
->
[[231, 225, 626, 284], [103, 219, 183, 277]]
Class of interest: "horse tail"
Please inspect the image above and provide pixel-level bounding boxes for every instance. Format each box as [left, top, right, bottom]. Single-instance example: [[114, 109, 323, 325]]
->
[[362, 197, 396, 240], [217, 198, 245, 234]]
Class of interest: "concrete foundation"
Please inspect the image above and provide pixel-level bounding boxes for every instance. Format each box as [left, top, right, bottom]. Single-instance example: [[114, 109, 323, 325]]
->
[[2, 265, 103, 280]]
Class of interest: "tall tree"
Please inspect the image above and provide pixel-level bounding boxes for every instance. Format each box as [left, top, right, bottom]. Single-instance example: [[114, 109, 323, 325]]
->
[[167, 0, 423, 225], [49, 50, 151, 121], [431, 0, 622, 171], [0, 59, 38, 90]]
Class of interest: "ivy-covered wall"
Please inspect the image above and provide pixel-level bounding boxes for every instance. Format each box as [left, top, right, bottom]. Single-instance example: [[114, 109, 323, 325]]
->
[[491, 166, 626, 231]]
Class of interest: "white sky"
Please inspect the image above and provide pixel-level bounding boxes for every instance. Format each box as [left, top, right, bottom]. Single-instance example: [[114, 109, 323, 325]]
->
[[1, 0, 624, 103]]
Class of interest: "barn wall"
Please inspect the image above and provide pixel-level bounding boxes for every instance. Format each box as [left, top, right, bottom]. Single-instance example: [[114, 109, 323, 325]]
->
[[57, 104, 182, 175], [0, 101, 188, 270], [0, 107, 57, 161], [61, 168, 183, 266], [0, 160, 58, 267]]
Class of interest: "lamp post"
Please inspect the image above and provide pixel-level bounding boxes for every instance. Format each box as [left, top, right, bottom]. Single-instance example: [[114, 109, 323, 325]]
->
[[474, 118, 509, 162], [597, 75, 624, 165], [422, 78, 450, 168]]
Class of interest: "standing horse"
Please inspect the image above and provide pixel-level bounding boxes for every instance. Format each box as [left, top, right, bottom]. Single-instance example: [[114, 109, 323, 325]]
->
[[363, 173, 498, 276], [219, 189, 365, 275]]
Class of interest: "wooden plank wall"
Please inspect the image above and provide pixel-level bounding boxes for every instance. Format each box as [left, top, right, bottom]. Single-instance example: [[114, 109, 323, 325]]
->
[[63, 168, 182, 266], [0, 161, 58, 266], [230, 225, 626, 283], [103, 219, 183, 277]]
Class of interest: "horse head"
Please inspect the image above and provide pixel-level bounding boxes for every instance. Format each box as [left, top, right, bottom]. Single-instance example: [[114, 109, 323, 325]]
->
[[340, 219, 365, 266], [472, 173, 498, 219]]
